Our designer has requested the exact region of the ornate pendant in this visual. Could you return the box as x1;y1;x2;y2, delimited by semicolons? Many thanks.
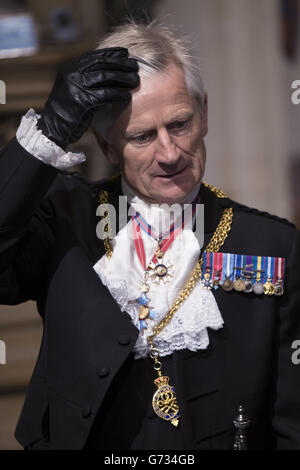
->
136;293;156;332
139;305;150;320
152;375;180;427
148;260;175;285
155;264;169;278
201;272;214;290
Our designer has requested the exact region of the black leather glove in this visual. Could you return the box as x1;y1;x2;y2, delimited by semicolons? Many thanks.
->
37;47;139;150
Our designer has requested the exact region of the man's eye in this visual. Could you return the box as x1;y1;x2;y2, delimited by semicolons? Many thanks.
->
168;120;190;132
132;131;155;144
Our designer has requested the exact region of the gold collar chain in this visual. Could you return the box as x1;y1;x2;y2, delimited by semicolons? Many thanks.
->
99;181;233;427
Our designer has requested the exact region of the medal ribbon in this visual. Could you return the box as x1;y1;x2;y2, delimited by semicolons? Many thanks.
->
255;256;262;282
274;257;285;286
213;252;223;281
201;252;285;289
245;255;253;277
221;253;234;283
132;195;198;270
234;254;243;281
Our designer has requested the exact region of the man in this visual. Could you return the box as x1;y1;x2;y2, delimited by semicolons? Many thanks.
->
0;21;300;450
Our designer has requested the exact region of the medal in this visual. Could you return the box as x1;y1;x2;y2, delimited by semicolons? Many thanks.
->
263;279;275;295
253;282;264;295
201;271;214;290
274;257;285;296
152;375;180;427
212;253;223;290
253;256;264;295
263;257;275;296
201;254;214;290
220;253;234;291
205;252;286;297
201;253;223;290
201;253;214;290
233;255;246;291
150;344;180;427
222;276;234;291
233;277;245;291
136;292;156;332
148;256;175;285
242;257;254;293
213;269;222;289
139;305;150;320
243;278;253;293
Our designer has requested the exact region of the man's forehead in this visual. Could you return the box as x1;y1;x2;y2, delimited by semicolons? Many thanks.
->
132;63;192;106
128;66;194;121
126;98;194;134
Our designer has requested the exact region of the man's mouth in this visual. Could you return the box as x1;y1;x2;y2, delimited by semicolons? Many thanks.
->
156;166;188;179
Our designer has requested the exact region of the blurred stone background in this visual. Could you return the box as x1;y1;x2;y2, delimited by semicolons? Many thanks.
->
0;0;299;449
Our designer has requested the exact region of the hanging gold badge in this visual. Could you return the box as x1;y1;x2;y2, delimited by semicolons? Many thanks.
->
150;344;180;427
152;375;180;427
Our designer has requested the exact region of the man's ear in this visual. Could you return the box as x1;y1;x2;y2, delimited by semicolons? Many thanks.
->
201;93;208;137
93;131;120;165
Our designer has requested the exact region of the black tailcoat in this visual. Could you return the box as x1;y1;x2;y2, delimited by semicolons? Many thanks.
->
0;138;300;450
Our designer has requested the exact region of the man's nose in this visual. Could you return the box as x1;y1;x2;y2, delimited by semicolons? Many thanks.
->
155;129;181;164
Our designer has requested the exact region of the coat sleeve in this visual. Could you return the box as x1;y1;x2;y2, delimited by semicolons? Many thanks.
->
0;138;58;305
272;228;300;449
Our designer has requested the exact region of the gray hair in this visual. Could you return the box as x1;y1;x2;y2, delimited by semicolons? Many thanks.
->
96;20;206;111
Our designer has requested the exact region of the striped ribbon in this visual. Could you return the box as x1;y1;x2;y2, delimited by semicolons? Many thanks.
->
202;252;286;288
132;195;198;270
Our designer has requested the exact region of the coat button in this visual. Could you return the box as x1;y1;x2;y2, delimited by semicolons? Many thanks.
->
118;334;131;346
97;367;110;378
81;406;91;418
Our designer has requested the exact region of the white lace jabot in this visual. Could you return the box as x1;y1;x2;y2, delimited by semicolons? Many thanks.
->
93;178;224;359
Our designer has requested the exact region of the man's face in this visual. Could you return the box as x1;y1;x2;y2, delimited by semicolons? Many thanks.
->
105;61;207;203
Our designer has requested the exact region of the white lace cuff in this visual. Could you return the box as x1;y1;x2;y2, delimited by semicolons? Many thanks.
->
16;108;86;169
